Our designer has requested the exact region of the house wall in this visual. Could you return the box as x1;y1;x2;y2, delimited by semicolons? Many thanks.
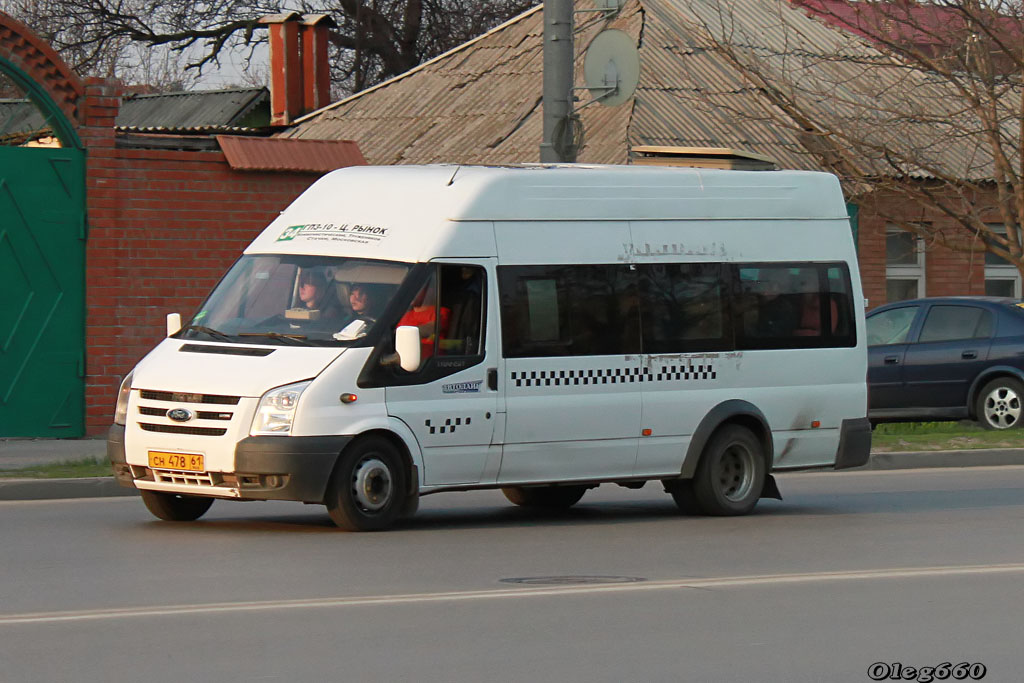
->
81;81;318;433
856;190;988;310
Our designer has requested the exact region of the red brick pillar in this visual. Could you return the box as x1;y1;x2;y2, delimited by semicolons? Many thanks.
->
81;77;123;433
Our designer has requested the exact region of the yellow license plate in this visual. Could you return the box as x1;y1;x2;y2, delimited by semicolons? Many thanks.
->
148;451;205;472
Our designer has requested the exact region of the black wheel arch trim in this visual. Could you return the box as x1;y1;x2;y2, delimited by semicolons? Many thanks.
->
967;367;1024;418
234;434;353;503
680;400;773;479
329;430;420;498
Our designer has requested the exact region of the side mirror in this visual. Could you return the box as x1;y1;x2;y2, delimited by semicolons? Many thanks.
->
395;325;421;372
166;313;182;337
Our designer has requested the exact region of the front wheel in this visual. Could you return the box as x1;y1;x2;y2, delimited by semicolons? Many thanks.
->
140;490;214;521
976;377;1024;430
501;485;588;509
325;437;409;531
676;424;766;516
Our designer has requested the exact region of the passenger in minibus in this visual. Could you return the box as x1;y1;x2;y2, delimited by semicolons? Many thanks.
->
752;269;801;338
348;284;381;320
398;279;451;361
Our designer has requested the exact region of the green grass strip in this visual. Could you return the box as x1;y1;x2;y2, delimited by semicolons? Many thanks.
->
872;421;1024;452
0;457;112;479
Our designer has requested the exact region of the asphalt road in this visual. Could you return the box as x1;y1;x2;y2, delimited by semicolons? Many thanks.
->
2;466;1023;682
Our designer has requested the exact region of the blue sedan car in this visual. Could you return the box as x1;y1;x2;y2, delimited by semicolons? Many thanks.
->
867;296;1024;429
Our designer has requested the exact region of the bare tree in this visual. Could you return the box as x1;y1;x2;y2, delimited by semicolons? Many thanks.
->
674;0;1022;274
7;0;535;94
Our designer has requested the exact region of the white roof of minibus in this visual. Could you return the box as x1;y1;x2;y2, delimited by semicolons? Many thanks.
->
245;164;847;262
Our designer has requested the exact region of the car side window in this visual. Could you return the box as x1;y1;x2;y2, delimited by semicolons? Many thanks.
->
867;306;919;346
918;306;992;343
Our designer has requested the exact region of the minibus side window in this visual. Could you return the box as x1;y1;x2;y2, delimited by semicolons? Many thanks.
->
826;265;857;345
733;263;856;350
637;263;729;353
438;265;486;357
395;264;487;373
498;265;640;357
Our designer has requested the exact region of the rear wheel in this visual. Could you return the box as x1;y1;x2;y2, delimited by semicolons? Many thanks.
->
325;437;409;531
674;424;766;516
976;377;1024;430
140;490;214;522
501;485;588;509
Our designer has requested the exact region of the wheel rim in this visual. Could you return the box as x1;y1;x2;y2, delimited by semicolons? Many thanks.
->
714;443;756;502
351;457;393;512
983;385;1021;429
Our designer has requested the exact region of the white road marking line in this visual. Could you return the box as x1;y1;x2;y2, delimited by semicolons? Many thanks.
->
3;563;1024;626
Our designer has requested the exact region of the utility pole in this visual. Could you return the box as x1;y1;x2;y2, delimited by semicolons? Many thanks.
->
540;0;576;163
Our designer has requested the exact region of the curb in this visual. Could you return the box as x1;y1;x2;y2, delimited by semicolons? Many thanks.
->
857;449;1024;471
1;449;1023;501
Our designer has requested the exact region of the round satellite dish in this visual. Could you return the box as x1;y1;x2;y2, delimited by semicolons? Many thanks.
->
583;29;640;107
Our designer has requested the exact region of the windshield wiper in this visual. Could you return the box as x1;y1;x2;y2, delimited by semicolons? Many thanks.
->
237;331;314;346
181;324;233;342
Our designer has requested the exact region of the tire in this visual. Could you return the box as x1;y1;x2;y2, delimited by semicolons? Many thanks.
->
325;436;409;531
501;485;587;509
976;377;1024;430
140;490;214;522
677;424;766;516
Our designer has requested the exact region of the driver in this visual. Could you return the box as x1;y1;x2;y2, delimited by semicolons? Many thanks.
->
297;271;328;310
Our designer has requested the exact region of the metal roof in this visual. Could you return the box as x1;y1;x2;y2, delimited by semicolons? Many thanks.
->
116;87;269;133
281;0;1018;182
0;99;47;141
1;87;271;139
217;135;366;172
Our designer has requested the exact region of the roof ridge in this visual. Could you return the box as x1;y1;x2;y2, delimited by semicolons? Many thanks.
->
288;4;544;127
126;86;267;99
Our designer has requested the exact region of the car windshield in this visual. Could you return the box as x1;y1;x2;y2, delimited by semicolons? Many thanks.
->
178;255;411;346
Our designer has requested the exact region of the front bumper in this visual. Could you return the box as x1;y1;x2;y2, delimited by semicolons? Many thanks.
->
834;417;872;470
108;424;350;503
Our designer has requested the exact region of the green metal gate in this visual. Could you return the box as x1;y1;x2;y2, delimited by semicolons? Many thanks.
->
0;64;87;436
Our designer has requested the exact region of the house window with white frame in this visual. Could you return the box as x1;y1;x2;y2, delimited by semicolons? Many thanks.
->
983;224;1022;298
885;227;925;302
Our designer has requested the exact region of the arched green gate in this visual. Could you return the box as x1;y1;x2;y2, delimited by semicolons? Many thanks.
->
0;51;86;436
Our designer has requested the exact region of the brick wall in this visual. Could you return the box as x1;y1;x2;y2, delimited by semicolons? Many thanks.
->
856;190;991;309
81;82;318;433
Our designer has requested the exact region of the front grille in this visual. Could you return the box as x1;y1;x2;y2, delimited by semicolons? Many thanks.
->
139;423;227;436
196;411;233;421
139;390;240;405
153;470;216;487
138;406;232;421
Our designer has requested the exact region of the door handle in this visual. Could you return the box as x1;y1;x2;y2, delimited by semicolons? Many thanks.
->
488;368;498;391
884;355;899;365
962;350;978;359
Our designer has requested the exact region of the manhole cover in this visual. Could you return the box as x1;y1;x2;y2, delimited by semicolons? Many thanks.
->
499;575;646;586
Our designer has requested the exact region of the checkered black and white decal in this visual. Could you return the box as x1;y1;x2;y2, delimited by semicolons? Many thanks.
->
425;417;472;434
510;364;716;388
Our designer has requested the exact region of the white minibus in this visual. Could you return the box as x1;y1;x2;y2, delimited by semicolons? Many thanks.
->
108;164;871;530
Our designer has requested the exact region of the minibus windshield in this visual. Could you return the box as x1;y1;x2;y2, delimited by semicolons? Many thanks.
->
179;255;411;346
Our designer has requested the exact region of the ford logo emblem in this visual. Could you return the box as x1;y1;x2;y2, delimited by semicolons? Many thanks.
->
167;408;194;422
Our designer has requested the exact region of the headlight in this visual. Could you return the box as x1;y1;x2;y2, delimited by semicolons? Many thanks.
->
114;371;134;426
250;381;312;436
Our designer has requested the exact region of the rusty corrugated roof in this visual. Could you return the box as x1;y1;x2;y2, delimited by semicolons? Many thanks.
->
281;0;1018;181
216;135;366;172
